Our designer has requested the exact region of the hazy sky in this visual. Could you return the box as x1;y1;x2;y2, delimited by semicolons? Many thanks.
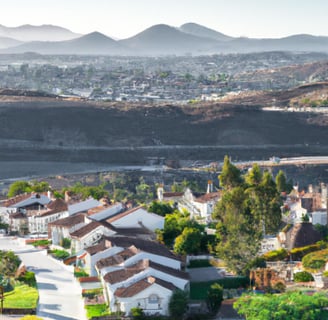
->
1;0;328;39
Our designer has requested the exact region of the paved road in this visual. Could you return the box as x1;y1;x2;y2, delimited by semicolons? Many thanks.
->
0;236;87;320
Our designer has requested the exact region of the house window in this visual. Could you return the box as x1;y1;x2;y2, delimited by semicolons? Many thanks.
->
148;294;159;304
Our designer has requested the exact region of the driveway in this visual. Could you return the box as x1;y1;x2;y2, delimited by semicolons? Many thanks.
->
0;236;87;320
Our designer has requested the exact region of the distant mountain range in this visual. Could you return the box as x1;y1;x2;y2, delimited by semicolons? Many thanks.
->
1;22;328;56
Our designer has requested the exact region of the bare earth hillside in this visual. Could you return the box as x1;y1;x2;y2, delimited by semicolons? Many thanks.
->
0;93;327;176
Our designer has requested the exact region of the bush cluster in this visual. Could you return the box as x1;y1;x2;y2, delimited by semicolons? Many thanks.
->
262;248;288;261
302;248;328;271
293;271;314;282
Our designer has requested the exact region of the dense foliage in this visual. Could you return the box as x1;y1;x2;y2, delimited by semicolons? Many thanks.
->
262;248;288;262
0;250;21;277
213;157;283;274
7;180;50;197
302;248;328;271
156;210;217;255
206;283;223;314
169;290;188;320
148;201;174;216
293;271;314;282
234;291;328;320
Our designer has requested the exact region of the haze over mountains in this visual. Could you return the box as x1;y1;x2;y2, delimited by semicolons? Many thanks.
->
1;22;328;56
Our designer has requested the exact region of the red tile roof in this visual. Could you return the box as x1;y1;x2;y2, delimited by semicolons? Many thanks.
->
96;246;138;269
104;236;180;261
70;221;102;239
103;260;146;284
194;192;221;203
115;276;176;297
48;213;86;228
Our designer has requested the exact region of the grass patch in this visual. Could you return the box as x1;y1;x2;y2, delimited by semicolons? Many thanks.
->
3;283;38;309
74;267;89;278
85;304;110;319
49;249;70;260
190;277;248;300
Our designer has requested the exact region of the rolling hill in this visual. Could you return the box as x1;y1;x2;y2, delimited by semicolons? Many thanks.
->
2;22;328;55
119;24;219;55
1;32;129;55
0;24;81;42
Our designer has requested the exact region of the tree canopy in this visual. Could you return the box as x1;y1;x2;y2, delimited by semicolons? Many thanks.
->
234;291;328;320
213;159;283;274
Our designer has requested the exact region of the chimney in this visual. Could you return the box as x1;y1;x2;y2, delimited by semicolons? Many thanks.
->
47;190;52;200
207;180;213;193
157;184;164;201
64;191;71;203
308;184;313;194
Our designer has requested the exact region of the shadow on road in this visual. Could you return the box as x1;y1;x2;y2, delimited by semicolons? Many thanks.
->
37;282;58;290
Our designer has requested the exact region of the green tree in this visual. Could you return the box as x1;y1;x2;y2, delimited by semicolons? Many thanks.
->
30;181;50;193
206;283;223;315
234;291;328;320
169;290;188;320
135;177;153;204
213;186;261;274
7;180;31;197
219;156;242;190
148;201;174;216
247;170;282;235
174;227;202;255
275;170;292;193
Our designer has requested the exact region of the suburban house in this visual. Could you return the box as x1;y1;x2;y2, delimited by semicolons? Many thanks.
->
106;206;164;232
0;193;51;234
70;220;116;252
48;213;88;245
114;276;177;316
157;181;221;221
28;198;69;234
102;259;189;316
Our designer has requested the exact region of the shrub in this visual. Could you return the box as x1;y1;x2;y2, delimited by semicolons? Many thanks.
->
188;259;211;268
302;248;328;271
18;271;36;287
50;249;70;260
60;237;71;249
294;271;314;282
131;307;145;320
74;267;89;278
30;239;51;247
262;248;288;261
290;242;326;261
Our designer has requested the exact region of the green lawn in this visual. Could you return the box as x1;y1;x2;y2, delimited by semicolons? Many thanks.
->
4;283;39;309
190;277;249;300
85;304;110;319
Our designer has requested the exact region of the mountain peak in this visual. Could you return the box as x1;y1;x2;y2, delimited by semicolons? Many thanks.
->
180;22;233;41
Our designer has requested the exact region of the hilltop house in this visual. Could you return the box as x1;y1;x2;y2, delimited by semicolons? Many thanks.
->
157;180;220;221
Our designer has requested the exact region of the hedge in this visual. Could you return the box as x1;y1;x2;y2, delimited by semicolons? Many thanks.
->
294;271;314;282
302;248;328;271
262;248;288;261
290;242;326;261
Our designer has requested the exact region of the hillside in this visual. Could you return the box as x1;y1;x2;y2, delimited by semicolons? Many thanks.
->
0;24;81;41
0;91;327;171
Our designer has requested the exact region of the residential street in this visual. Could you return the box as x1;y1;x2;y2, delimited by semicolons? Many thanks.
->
0;236;87;320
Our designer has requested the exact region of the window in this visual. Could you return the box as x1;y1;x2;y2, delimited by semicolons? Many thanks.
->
148;294;159;304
